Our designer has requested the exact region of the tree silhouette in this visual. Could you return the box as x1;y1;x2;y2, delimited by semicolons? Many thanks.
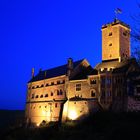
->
131;3;140;65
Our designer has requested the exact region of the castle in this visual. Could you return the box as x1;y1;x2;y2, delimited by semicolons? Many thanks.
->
25;19;140;126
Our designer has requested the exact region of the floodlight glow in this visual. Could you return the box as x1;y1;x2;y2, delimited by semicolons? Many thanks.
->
69;110;77;120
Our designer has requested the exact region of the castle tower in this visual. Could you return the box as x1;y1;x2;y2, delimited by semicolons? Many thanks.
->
101;19;131;62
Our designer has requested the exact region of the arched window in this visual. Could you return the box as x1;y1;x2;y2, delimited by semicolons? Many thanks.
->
31;94;34;99
91;90;96;97
51;92;53;96
45;94;48;97
36;85;39;88
40;95;43;98
41;84;44;87
55;103;57;108
35;95;39;98
60;89;63;95
57;90;60;95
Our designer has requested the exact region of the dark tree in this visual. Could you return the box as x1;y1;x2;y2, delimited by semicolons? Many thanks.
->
131;3;140;65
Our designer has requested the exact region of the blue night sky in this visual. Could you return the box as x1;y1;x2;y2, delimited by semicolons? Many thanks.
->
0;0;139;110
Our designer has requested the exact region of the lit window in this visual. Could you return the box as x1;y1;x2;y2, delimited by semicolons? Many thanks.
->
76;84;81;91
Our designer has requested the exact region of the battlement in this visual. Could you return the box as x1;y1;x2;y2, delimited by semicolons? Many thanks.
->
102;19;130;29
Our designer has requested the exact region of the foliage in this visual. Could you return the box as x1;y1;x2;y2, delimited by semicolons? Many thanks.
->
131;3;140;65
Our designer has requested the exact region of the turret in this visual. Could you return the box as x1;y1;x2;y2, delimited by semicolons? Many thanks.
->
67;58;73;77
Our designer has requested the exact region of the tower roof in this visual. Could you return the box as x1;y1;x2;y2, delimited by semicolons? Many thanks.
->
102;19;130;29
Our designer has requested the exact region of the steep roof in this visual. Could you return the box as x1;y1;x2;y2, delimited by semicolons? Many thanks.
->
70;65;96;80
29;59;84;83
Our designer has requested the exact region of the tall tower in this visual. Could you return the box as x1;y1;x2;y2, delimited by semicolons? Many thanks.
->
101;19;131;62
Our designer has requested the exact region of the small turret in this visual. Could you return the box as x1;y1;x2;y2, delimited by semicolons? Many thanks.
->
67;58;73;77
32;68;35;78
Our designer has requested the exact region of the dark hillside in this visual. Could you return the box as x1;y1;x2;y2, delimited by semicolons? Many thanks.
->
0;110;24;129
1;111;140;140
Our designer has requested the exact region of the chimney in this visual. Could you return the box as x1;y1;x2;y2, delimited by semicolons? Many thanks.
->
32;68;35;78
67;58;73;77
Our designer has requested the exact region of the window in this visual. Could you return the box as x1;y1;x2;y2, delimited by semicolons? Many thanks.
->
90;80;96;84
76;84;81;91
109;43;112;46
31;94;34;99
32;86;35;89
45;94;48;97
60;89;63;95
45;106;47;108
91;91;96;97
35;95;39;98
123;31;127;36
41;84;44;87
46;83;49;86
40;95;43;98
57;81;60;84
57;90;60;95
51;92;53;96
36;85;39;88
51;82;54;85
109;32;112;36
55;103;57;108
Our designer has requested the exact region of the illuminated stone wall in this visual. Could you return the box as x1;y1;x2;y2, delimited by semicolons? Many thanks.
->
62;78;99;121
25;76;66;125
102;21;130;61
62;100;98;121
